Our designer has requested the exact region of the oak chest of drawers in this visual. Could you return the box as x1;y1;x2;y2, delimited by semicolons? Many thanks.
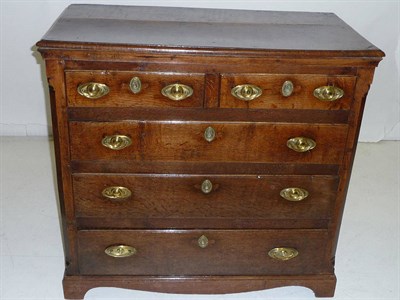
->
37;4;384;299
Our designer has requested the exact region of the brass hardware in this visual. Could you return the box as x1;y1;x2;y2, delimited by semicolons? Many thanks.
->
101;135;132;150
161;83;193;101
313;85;344;101
287;137;316;152
105;245;137;258
77;82;109;99
231;84;262;101
281;80;294;97
268;247;298;261
204;126;216;142
201;179;213;194
129;77;142;94
198;235;209;248
102;186;132;200
280;187;309;201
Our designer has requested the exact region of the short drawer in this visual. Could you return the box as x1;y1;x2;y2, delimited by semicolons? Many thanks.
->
220;74;356;110
73;174;338;221
78;229;332;275
65;71;205;107
69;121;348;164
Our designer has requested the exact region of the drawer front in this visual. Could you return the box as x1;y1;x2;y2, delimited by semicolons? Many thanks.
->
73;174;338;220
69;121;348;164
220;74;356;110
78;229;331;275
66;71;205;107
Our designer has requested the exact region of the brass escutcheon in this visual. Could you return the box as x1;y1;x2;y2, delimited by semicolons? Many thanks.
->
198;235;209;248
201;179;213;194
231;84;262;101
77;82;109;99
204;126;216;142
129;77;142;94
161;83;193;101
102;186;132;200
101;135;132;150
268;247;299;261
287;137;316;153
105;245;137;258
280;187;309;201
313;85;344;101
281;80;294;97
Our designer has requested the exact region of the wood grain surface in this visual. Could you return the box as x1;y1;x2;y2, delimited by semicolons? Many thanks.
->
69;121;348;164
66;71;205;107
77;229;332;276
36;4;383;299
220;74;355;110
72;174;338;221
38;5;384;58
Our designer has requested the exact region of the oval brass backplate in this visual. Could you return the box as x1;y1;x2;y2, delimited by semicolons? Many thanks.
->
161;83;193;101
77;82;110;99
268;247;298;261
101;135;132;150
105;245;137;258
313;85;344;101
286;137;316;153
280;187;309;201
231;84;262;101
102;186;132;200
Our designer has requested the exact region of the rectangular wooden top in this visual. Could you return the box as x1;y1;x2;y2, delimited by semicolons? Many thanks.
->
37;4;384;57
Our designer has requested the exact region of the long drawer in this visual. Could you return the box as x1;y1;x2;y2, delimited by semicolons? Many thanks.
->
73;174;338;221
78;229;332;276
69;121;348;164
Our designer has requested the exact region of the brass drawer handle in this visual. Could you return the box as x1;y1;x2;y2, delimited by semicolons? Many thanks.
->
161;83;193;101
102;135;132;150
204;126;216;142
231;84;262;101
198;235;209;248
281;80;294;97
287;137;316;152
201;179;213;194
105;245;137;258
102;186;132;200
280;187;309;201
129;77;142;94
77;82;109;99
313;85;344;101
268;247;298;261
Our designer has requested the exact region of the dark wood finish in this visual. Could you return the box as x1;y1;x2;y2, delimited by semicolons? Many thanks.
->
64;59;359;75
39;5;383;57
37;4;383;299
73;174;338;221
71;161;339;176
39;46;382;67
69;121;348;163
327;67;378;260
63;274;337;299
77;229;332;275
220;74;355;110
68;107;350;124
76;216;329;230
45;60;79;274
66;71;205;107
